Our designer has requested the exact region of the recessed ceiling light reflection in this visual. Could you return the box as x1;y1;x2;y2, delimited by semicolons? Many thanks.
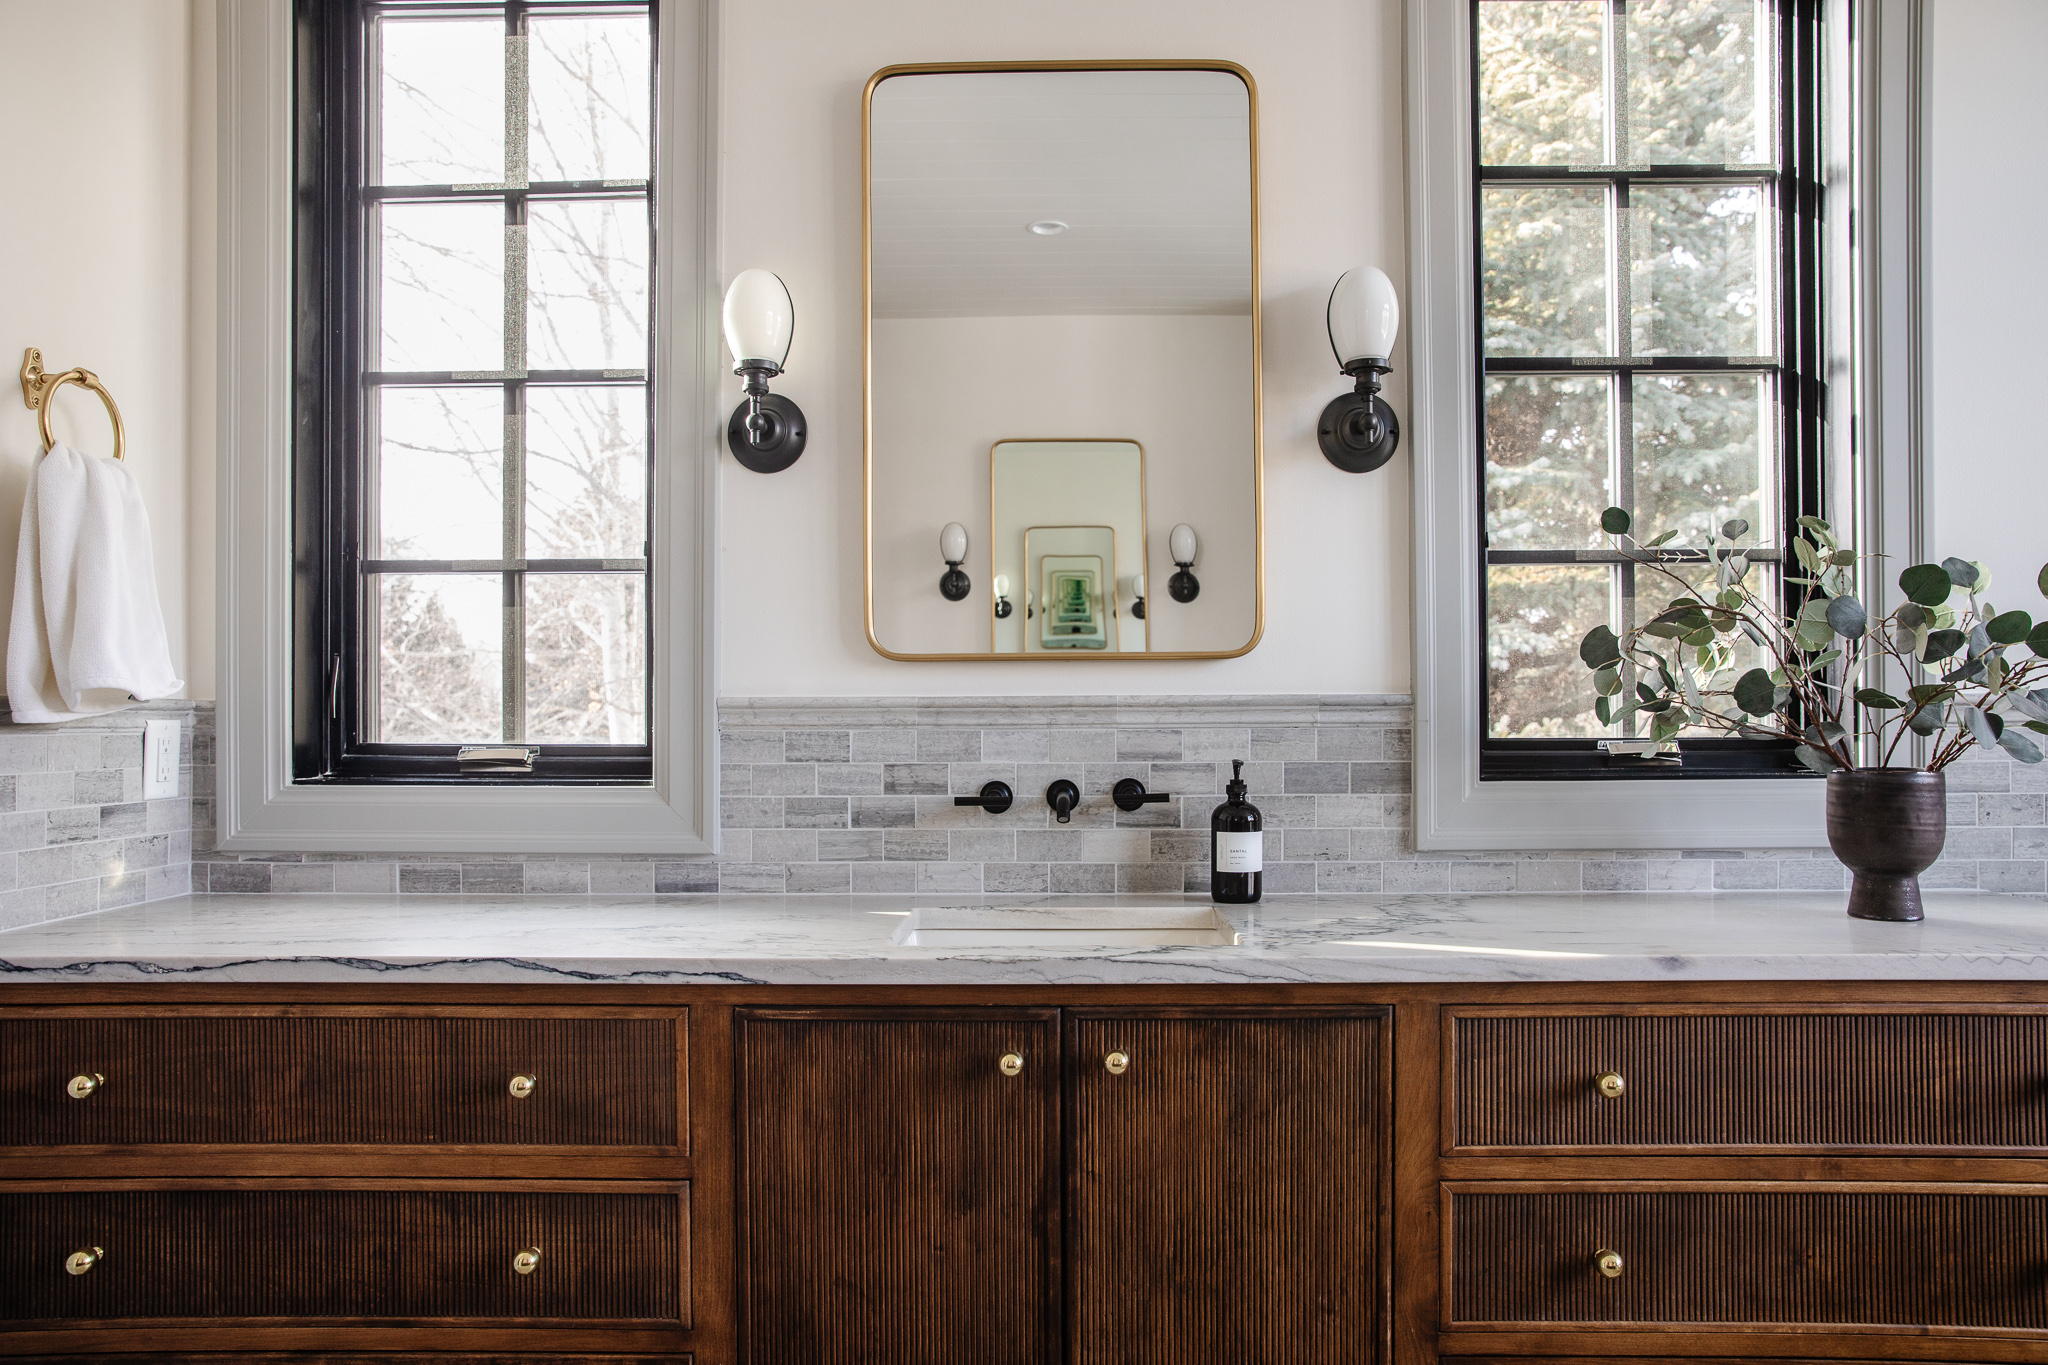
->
1027;220;1070;235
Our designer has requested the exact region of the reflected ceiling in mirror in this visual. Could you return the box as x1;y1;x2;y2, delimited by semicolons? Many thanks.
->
864;62;1263;661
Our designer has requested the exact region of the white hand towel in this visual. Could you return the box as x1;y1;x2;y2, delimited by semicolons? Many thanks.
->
6;441;182;723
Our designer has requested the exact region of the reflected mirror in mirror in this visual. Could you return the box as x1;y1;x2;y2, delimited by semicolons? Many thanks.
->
864;62;1262;659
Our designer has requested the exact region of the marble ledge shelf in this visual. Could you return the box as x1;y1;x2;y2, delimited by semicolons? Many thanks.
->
2;890;2046;986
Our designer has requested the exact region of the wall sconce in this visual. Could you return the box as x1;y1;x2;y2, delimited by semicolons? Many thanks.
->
1318;266;1401;473
1167;524;1200;603
1130;573;1146;620
992;574;1014;619
939;522;971;601
722;268;806;473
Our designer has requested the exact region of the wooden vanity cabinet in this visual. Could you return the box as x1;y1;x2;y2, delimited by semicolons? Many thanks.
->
12;981;2048;1365
736;1006;1390;1365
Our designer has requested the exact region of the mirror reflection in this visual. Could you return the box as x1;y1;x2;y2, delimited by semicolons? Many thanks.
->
864;64;1262;658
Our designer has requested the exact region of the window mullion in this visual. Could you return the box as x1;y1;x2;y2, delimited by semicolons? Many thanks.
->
502;2;529;745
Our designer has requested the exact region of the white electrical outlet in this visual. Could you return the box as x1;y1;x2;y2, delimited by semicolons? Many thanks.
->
143;718;180;800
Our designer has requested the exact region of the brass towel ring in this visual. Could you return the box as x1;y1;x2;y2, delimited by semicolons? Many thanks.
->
19;348;125;461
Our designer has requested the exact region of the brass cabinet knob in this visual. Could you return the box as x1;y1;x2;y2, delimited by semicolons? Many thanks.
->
1593;1248;1624;1279
508;1074;537;1099
1595;1071;1626;1100
999;1052;1025;1077
1104;1050;1131;1075
66;1073;104;1100
513;1246;542;1275
66;1246;103;1276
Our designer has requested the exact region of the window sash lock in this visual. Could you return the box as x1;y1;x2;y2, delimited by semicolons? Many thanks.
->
456;745;539;773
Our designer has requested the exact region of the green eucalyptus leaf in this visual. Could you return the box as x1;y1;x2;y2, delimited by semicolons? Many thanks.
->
1965;707;2003;750
1682;627;1717;648
2011;690;2048;724
2002;729;2047;764
1908;701;1946;736
1908;683;1956;704
1741;620;1767;647
1601;507;1631;535
1970;623;1993;658
1826;595;1868;640
2029;621;2048;657
1988;609;2036;645
2029;720;2048;736
1944;655;1989;685
1943;556;1980;589
1595;695;1612;726
1922;628;1966;664
1794;538;1825;574
2039;563;2048;598
1721;518;1750;540
1896;603;1930;631
1901;563;1953;606
1829;549;1857;567
1594;663;1622;697
1855;688;1904;709
1646;529;1679;548
1580;625;1622;669
1637;682;1659;704
1796;746;1842;774
1733;668;1777;716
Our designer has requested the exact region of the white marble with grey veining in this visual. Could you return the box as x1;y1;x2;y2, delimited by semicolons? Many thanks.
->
2;891;2048;985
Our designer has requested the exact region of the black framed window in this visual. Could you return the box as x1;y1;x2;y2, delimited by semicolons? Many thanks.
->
1473;0;1824;780
296;0;655;784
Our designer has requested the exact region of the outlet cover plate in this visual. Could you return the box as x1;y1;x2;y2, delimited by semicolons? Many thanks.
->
143;718;180;800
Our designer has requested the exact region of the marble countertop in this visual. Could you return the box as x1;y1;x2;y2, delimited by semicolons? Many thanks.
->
1;891;2046;985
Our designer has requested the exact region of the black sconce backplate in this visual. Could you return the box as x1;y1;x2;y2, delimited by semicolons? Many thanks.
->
727;393;807;473
1317;391;1400;473
1167;567;1200;603
939;565;972;601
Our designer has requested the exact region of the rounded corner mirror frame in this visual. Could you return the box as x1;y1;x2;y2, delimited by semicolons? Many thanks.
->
859;58;1265;663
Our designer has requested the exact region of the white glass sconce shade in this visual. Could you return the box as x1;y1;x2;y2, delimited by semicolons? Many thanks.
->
940;522;969;564
1132;573;1146;598
722;268;795;372
1169;523;1199;565
993;573;1010;598
1326;266;1399;368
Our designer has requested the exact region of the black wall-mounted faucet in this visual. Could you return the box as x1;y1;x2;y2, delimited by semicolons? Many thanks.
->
1112;778;1172;813
1045;779;1080;824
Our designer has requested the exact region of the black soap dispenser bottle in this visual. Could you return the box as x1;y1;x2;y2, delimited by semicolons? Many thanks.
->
1210;759;1263;904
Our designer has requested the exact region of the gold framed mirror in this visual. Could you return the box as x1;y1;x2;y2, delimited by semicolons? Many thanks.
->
862;60;1263;660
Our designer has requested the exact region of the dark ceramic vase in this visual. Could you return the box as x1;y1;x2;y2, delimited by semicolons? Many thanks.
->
1826;768;1947;922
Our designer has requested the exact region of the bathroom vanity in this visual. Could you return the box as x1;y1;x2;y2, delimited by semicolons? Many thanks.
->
2;890;2047;1365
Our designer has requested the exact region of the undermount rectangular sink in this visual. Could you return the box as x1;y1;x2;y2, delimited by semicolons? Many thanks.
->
890;905;1240;948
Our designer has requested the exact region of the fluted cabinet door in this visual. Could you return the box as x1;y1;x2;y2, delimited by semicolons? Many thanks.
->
1067;1009;1390;1365
737;1009;1060;1365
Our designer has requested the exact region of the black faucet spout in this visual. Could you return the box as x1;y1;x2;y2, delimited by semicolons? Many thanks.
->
1045;779;1081;825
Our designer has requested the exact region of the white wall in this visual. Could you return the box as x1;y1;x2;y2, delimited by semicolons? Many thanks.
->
0;0;196;698
870;313;1257;657
721;0;1409;696
1926;0;2048;610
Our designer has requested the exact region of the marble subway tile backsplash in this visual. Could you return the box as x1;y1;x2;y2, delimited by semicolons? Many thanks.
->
165;696;2048;898
0;700;196;930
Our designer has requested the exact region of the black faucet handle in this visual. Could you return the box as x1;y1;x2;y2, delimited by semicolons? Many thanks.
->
953;780;1014;814
1044;779;1081;824
1112;778;1172;813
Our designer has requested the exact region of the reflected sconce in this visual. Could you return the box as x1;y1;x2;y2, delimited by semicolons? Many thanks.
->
1167;524;1201;603
992;574;1014;619
722;268;807;473
1130;573;1147;620
1318;266;1402;473
939;522;971;601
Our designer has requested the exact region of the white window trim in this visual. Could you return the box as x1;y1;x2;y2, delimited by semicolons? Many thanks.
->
214;0;720;854
1407;0;1927;850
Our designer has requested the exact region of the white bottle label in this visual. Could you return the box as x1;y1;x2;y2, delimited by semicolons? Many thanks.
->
1215;831;1263;874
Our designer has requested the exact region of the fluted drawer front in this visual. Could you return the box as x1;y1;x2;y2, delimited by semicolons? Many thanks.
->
1449;1185;2048;1332
0;1010;682;1148
1451;1009;2048;1152
0;1186;687;1323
